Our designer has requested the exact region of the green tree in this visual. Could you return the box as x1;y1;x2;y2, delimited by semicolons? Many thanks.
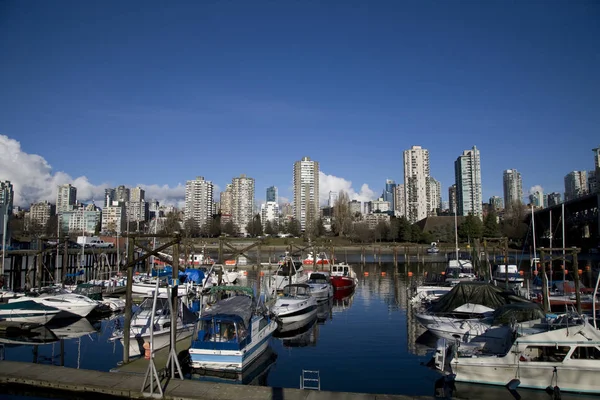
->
264;220;275;236
209;215;222;237
245;214;263;237
286;218;301;237
458;214;483;241
312;218;326;238
410;224;422;243
397;216;412;242
374;220;390;243
184;218;201;238
352;222;372;243
332;190;352;237
482;209;500;238
500;202;528;245
388;217;400;242
162;212;181;234
222;220;237;236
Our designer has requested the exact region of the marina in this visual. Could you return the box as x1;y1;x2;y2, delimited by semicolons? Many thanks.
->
0;257;597;399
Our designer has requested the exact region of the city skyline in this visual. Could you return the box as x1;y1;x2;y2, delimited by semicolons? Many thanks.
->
1;2;598;208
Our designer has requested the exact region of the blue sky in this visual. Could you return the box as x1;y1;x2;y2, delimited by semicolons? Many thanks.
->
1;0;598;207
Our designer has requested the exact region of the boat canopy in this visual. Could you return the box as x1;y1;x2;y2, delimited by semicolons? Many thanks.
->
308;273;329;283
0;300;59;311
208;286;254;297
429;282;529;314
490;303;545;325
282;284;311;297
201;295;253;327
183;269;205;284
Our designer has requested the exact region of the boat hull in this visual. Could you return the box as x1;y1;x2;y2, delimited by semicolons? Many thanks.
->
126;325;195;358
0;309;59;324
276;305;318;325
330;276;356;290
189;322;277;372
451;360;600;394
131;283;189;296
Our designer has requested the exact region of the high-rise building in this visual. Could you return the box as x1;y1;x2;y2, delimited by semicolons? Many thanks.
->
130;187;145;202
489;196;504;211
101;202;126;233
104;188;116;208
27;200;55;230
564;171;588;201
1;181;14;246
116;185;130;203
547;192;562;207
293;156;319;231
383;179;396;211
593;146;600;169
349;200;362;216
448;184;457;214
232;174;255;235
266;186;278;204
184;176;214;230
454;146;482;218
503;169;523;207
261;202;279;229
61;204;101;234
219;184;233;225
57;184;77;213
394;184;405;217
426;177;441;216
588;170;598;195
328;191;338;208
529;188;544;208
403;146;430;223
593;146;600;194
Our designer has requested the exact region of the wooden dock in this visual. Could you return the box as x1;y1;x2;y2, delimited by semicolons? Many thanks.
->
0;360;437;400
111;337;191;376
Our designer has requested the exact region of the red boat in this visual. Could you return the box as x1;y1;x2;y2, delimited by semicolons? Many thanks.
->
330;262;358;291
302;252;331;265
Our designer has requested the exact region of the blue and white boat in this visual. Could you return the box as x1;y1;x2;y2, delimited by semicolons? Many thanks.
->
0;300;61;325
188;286;278;372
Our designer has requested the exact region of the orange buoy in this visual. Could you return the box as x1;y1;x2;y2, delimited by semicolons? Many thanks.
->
143;342;151;360
364;272;369;276
381;272;386;277
578;269;583;275
441;271;446;275
408;271;413;277
519;270;524;276
260;271;264;276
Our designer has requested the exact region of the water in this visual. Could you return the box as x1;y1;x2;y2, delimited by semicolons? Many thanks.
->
0;262;596;399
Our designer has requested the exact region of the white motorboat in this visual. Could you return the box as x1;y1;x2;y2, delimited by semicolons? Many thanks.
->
188;286;278;372
131;278;191;296
427;242;440;254
410;284;453;304
0;300;61;324
270;284;318;325
493;263;524;288
110;291;197;358
433;313;600;394
8;290;99;319
270;255;308;292
306;272;333;300
202;264;240;287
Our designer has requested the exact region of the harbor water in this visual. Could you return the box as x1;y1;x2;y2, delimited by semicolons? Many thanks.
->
1;262;598;399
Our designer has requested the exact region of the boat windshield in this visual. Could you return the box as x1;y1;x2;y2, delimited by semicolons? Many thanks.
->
276;264;297;277
198;318;247;343
283;285;310;297
332;265;349;276
308;274;329;284
135;297;170;317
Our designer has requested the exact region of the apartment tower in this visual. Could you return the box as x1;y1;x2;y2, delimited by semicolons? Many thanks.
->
403;146;430;223
56;184;77;213
503;169;523;207
293;156;319;232
184;176;214;230
454;146;482;218
232;174;255;235
564;171;588;201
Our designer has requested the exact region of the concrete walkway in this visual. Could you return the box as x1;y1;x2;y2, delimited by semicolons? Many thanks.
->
0;360;437;400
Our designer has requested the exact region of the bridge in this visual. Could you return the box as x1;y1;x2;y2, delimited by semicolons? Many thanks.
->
529;193;599;252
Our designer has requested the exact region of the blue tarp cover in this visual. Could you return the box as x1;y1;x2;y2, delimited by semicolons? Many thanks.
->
183;269;205;284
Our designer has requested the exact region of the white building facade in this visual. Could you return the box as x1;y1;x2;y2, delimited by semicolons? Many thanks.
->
403;146;430;223
232;174;255;234
184;176;214;230
293;156;319;231
261;201;280;229
564;171;588;201
503;169;523;206
454;146;483;218
57;184;77;213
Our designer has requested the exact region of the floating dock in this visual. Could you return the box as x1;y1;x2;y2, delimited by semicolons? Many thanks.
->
0;360;437;400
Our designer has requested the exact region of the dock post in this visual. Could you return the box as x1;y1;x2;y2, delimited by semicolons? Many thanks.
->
61;239;68;288
572;248;582;314
378;246;381;267
257;244;261;269
218;237;223;263
393;247;398;268
166;237;183;379
540;249;548;313
123;237;135;364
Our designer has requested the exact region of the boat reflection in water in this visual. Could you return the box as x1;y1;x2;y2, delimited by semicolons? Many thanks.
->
276;316;318;348
47;317;100;340
316;298;333;324
0;324;58;347
450;381;595;400
188;346;277;386
332;287;355;313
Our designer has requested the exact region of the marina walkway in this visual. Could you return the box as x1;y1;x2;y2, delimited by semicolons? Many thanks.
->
0;360;437;400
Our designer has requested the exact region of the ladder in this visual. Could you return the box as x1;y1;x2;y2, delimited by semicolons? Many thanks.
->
300;369;320;390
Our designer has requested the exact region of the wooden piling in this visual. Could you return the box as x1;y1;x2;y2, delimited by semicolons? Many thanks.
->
572;250;582;314
123;237;135;364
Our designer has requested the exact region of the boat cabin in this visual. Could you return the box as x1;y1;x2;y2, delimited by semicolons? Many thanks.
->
282;284;311;297
192;295;255;350
308;273;330;284
332;264;351;277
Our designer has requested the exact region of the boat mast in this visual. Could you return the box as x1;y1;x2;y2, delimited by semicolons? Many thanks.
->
562;203;566;299
454;205;459;262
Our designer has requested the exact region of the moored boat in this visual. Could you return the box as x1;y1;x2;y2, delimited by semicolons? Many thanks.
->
270;283;318;325
188;286;277;372
306;272;334;300
0;300;61;325
270;254;308;292
330;262;358;291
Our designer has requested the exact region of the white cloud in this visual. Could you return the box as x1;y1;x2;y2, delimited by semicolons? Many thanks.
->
319;171;376;206
0;135;185;208
529;185;544;195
